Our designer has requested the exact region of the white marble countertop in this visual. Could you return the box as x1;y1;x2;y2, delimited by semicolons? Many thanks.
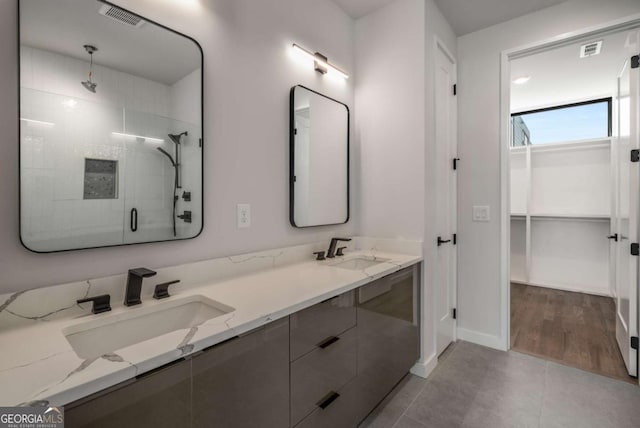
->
0;243;421;407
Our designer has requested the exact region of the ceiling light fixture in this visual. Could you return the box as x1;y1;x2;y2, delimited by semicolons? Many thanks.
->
512;76;531;85
291;43;349;79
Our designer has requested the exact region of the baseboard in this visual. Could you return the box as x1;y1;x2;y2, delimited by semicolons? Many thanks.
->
410;353;437;378
457;328;506;351
511;280;611;297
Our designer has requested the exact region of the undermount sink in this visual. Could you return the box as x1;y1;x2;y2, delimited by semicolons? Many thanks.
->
63;295;235;359
331;256;389;270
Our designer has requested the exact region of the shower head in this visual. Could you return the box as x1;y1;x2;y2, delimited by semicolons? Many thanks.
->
81;45;98;93
81;80;97;93
168;131;188;145
157;147;176;167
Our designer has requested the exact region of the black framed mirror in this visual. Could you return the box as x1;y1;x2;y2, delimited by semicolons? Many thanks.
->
289;85;349;228
19;0;203;252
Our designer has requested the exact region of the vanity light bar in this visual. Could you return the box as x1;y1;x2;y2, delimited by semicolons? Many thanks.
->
292;44;349;80
111;132;165;143
20;118;55;126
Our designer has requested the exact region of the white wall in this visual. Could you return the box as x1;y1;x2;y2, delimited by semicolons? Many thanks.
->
355;0;456;372
457;0;640;349
0;0;356;293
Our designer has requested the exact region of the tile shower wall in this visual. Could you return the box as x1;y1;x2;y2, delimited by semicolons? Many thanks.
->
20;46;201;251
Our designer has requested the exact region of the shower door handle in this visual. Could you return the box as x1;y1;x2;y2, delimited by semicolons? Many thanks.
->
131;208;138;232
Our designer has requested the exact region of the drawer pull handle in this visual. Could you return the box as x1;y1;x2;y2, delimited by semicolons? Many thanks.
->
317;336;340;349
317;391;340;410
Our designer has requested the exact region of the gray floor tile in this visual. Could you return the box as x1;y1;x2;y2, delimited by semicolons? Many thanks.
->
362;341;639;428
393;415;428;428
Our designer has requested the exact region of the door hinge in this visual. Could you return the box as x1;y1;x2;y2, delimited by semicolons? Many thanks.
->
632;243;639;256
294;128;298;135
632;55;639;69
452;308;457;320
631;149;639;163
453;84;457;96
453;158;460;170
632;336;639;350
453;233;457;245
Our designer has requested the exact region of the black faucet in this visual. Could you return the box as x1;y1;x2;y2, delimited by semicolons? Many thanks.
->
125;268;157;306
326;238;352;258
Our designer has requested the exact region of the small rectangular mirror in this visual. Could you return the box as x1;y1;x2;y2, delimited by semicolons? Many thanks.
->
19;0;203;252
289;86;349;228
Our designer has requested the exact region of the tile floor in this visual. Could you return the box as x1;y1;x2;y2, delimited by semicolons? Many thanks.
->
360;341;640;428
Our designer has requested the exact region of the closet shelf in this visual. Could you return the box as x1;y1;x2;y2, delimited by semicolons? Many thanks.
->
510;213;610;220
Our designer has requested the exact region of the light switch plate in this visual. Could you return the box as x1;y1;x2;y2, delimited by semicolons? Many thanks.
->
472;205;490;222
237;204;251;228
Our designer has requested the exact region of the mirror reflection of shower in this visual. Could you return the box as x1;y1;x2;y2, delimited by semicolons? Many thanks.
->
157;132;187;237
81;45;98;93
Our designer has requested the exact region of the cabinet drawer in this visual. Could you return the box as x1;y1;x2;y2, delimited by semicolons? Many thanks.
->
291;327;357;426
290;290;356;361
294;378;360;428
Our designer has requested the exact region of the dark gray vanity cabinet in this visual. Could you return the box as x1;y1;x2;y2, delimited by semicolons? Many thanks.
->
65;358;192;428
64;264;420;428
191;318;290;428
355;265;420;420
290;290;359;428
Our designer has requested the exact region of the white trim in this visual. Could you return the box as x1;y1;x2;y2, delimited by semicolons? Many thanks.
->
499;13;640;353
410;353;438;378
511;280;612;298
457;328;506;351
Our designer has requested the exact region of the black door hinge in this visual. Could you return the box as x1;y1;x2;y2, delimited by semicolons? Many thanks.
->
632;336;639;350
453;233;457;245
294;128;298;135
632;55;639;69
453;158;460;170
452;308;457;320
632;149;639;162
453;84;457;95
632;243;639;256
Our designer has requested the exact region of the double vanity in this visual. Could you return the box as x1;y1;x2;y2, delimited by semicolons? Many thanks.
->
0;238;422;427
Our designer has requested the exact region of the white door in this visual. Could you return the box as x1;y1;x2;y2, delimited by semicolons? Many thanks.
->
435;41;457;356
615;55;639;377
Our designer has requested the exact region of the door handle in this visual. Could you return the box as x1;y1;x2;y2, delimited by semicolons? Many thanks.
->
437;237;451;246
607;234;618;242
130;208;138;232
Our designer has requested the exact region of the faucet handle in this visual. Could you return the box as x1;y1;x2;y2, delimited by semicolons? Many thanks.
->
77;295;111;314
313;251;326;261
336;247;347;257
153;280;181;299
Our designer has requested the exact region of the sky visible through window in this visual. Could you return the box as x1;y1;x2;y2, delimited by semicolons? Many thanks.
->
514;101;610;145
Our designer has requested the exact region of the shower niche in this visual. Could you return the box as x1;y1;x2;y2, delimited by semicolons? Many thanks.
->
19;0;203;252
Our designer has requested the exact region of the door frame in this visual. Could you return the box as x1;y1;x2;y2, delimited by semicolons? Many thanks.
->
434;35;458;355
499;14;640;363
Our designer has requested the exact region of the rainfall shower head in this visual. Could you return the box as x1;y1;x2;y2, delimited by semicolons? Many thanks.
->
81;80;97;93
81;45;98;93
157;147;176;167
168;131;188;145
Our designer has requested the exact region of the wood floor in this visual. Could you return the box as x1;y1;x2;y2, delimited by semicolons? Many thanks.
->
510;283;635;383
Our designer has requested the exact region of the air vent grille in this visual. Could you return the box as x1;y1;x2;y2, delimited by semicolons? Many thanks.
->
98;4;145;28
580;40;602;58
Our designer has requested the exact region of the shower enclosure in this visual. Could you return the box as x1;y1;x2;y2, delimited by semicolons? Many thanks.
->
19;0;203;252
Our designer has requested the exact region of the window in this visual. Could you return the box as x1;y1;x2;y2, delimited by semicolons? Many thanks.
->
511;98;611;146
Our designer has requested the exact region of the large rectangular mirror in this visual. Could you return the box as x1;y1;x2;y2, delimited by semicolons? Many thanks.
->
289;86;349;228
19;0;203;252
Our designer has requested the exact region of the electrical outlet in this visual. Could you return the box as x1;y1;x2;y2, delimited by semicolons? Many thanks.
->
472;205;490;222
237;204;251;228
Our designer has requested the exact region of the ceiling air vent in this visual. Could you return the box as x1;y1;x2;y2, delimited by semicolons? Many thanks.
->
580;40;602;58
98;4;145;28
